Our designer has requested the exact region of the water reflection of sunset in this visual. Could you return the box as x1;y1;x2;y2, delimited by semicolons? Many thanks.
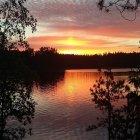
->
56;71;100;105
33;71;128;108
32;70;130;140
33;71;100;108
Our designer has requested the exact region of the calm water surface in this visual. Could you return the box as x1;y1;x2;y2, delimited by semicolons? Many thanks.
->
25;69;128;140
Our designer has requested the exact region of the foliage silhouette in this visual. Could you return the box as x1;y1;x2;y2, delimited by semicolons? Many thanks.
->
35;47;57;56
22;49;140;71
2;49;140;73
97;0;140;21
89;69;140;140
1;48;140;75
0;0;37;50
0;57;36;140
0;1;37;139
0;49;36;140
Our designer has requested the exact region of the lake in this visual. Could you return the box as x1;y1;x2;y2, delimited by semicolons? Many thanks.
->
25;69;129;140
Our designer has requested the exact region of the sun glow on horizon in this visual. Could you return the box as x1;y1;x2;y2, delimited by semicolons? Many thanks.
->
58;49;104;55
28;36;140;55
55;37;88;47
55;37;98;55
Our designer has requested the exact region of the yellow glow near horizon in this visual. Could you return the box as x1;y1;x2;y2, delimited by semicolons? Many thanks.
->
56;37;88;46
58;49;104;55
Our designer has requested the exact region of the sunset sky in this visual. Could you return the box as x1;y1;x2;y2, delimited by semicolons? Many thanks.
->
26;0;140;55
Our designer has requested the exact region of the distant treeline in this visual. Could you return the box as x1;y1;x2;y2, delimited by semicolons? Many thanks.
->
1;47;140;74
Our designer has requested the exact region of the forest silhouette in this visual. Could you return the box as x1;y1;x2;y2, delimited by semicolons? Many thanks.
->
1;47;140;75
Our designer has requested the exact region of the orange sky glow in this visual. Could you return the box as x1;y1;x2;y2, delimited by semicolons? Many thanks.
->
26;0;140;55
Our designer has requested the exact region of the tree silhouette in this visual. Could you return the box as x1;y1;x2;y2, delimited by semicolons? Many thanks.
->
0;1;37;140
97;0;140;21
35;47;58;56
0;65;36;140
89;70;127;139
0;0;37;50
89;69;140;140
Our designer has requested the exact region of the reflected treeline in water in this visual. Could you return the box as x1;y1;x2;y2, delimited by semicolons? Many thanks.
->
0;51;36;140
89;69;140;140
36;72;64;88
